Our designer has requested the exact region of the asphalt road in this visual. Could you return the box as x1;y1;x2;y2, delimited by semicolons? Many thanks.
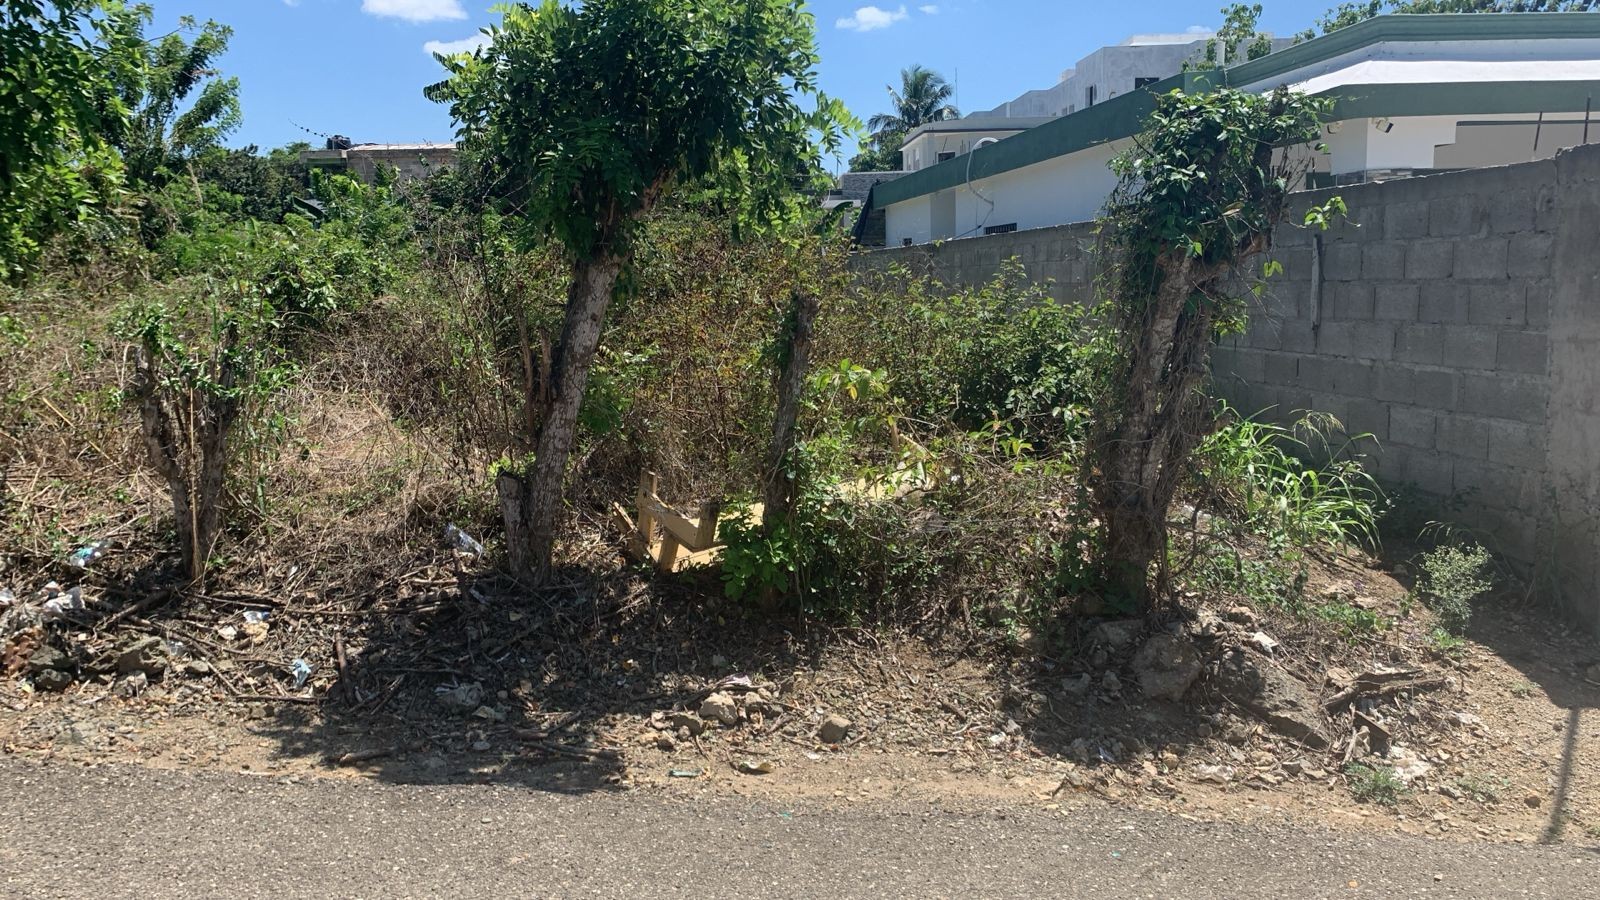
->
0;757;1595;899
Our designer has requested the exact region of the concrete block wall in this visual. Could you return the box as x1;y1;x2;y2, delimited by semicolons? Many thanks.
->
852;146;1600;635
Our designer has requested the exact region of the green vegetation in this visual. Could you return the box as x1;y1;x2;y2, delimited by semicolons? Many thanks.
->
2;0;1409;642
1345;761;1406;806
1416;541;1495;633
852;64;961;172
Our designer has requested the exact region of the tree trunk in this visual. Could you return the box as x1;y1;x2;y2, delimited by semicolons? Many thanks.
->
1095;252;1225;608
503;251;626;581
133;349;239;583
762;290;820;533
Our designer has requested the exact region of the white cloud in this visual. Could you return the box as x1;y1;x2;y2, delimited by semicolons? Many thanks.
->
362;0;466;23
919;4;939;13
1185;24;1211;34
424;32;491;56
836;5;909;32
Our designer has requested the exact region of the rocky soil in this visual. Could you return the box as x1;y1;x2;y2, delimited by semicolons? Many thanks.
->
3;544;1597;847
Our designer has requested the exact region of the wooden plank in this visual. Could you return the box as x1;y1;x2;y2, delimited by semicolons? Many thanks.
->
641;495;711;552
634;471;658;558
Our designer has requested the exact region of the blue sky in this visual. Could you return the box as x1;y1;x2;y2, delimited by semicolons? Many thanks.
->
149;1;1337;166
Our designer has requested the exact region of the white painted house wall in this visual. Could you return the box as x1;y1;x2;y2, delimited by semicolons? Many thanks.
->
901;129;1032;172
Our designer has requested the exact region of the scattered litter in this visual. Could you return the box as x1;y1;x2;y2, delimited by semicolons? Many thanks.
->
216;624;239;642
1249;631;1280;655
290;659;313;689
242;610;269;624
1195;764;1236;784
435;681;485;712
1096;744;1117;764
1386;745;1434;785
67;541;111;569
445;524;485;557
986;732;1007;747
0;587;14;610
472;705;506;722
734;759;775;775
39;583;86;621
669;768;703;778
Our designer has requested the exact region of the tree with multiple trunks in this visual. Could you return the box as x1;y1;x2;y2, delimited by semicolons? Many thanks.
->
427;0;852;580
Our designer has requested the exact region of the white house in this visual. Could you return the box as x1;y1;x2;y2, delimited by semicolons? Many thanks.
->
863;13;1600;247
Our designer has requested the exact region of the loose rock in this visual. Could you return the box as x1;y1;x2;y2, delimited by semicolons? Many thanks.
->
1131;634;1202;701
818;713;852;744
700;691;739;726
436;682;485;713
1094;619;1143;650
1101;671;1123;694
26;645;71;674
668;712;706;736
1212;648;1331;748
1060;673;1092;697
114;636;168;676
33;668;72;692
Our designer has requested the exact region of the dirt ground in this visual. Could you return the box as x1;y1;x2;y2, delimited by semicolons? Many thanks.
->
4;542;1597;849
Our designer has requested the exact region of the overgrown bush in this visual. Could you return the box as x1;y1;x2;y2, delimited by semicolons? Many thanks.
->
1416;540;1494;633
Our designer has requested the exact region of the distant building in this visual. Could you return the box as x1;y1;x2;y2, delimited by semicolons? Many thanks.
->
862;13;1600;247
300;139;457;182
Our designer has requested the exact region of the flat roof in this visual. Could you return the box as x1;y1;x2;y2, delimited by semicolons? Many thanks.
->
867;12;1600;212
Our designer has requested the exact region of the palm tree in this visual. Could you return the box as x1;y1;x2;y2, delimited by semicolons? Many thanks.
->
867;65;960;140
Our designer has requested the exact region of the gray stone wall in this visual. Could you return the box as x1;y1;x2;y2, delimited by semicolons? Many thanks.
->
850;146;1600;635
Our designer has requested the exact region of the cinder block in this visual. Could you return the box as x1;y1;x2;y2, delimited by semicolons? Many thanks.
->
1405;240;1455;280
1467;281;1526;327
1258;281;1307;320
1343;398;1390;442
1299;356;1374;395
1452;238;1510;281
1373;283;1420;321
1326;282;1374;320
1278;321;1318;353
1362;243;1407;280
1262;351;1300;384
1418;282;1468;324
1428;195;1485;237
1323;241;1363;282
1496;330;1550;375
1402;448;1457;497
1317;321;1394;361
1490;190;1538;234
1373;364;1416;403
1507;232;1554;278
1487;419;1548;470
1453;459;1538;512
1436;414;1490;459
1395;324;1445;366
1410;367;1461;409
1389;405;1437;449
1267;245;1313;282
1441;326;1499;370
1460;373;1549;424
1214;347;1266;383
1523;279;1552;329
1385;201;1430;240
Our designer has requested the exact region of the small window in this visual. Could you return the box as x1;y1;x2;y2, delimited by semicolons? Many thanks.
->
984;223;1018;235
1134;77;1161;90
1085;85;1096;107
936;151;957;163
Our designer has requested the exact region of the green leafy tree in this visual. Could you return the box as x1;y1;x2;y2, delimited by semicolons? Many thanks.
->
1189;4;1276;69
1316;0;1596;34
190;142;311;222
848;138;903;172
1089;88;1332;609
428;0;852;579
104;6;241;189
0;0;134;278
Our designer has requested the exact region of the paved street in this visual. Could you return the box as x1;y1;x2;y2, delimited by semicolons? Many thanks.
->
0;757;1595;898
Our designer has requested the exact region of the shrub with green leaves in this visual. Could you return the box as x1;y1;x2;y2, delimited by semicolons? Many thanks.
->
1192;403;1384;549
1345;762;1405;806
1416;540;1494;633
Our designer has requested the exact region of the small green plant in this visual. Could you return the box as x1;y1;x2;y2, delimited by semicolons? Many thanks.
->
1416;541;1493;634
1426;626;1466;656
1345;761;1405;807
1510;680;1536;699
1455;772;1509;803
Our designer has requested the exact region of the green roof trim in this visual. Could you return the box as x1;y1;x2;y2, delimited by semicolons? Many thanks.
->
865;12;1600;215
